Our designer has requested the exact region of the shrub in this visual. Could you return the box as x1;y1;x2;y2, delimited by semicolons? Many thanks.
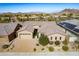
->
55;41;60;46
36;44;39;46
62;39;68;45
48;46;54;52
33;48;36;52
62;46;69;51
41;48;44;51
2;45;9;49
77;45;79;49
39;34;49;46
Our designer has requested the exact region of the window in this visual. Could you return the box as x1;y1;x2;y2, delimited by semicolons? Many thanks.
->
60;37;62;40
55;37;57;40
51;37;52;40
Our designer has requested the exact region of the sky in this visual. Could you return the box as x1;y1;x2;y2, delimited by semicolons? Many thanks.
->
0;3;79;13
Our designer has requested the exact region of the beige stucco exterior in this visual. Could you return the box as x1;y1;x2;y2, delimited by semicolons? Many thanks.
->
69;36;78;42
48;34;66;41
18;30;32;40
18;30;66;42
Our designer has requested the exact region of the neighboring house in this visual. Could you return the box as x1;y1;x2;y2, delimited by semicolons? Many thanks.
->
17;21;67;42
0;22;22;44
58;19;79;42
69;36;78;42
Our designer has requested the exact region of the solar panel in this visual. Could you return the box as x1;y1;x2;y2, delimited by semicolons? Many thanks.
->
73;28;79;32
58;22;76;29
65;23;76;29
58;21;79;35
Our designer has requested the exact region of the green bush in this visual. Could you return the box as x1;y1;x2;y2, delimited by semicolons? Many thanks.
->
36;44;39;46
55;41;60;46
77;45;79;49
62;39;68;45
62;46;69;51
2;45;9;49
41;48;44;51
33;48;36;52
48;46;54;52
39;34;49;46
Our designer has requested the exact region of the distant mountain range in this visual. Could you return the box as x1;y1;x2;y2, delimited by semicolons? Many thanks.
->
59;9;79;14
0;9;79;15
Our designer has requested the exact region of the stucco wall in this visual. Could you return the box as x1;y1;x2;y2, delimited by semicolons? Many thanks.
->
48;34;66;41
18;30;32;40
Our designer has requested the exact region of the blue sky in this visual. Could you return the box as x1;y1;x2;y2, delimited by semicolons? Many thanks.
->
0;3;79;13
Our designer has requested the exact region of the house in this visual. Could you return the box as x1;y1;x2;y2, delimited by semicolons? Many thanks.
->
17;21;68;42
0;22;22;44
0;21;69;52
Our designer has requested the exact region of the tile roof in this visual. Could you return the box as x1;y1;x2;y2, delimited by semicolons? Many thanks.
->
0;21;66;36
0;22;21;36
18;21;66;36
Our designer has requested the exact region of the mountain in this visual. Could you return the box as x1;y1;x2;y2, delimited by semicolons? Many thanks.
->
59;9;79;14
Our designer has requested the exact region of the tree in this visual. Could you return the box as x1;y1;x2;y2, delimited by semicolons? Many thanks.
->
75;40;79;51
62;13;66;16
67;13;73;18
39;34;49;46
25;14;30;21
48;16;53;21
